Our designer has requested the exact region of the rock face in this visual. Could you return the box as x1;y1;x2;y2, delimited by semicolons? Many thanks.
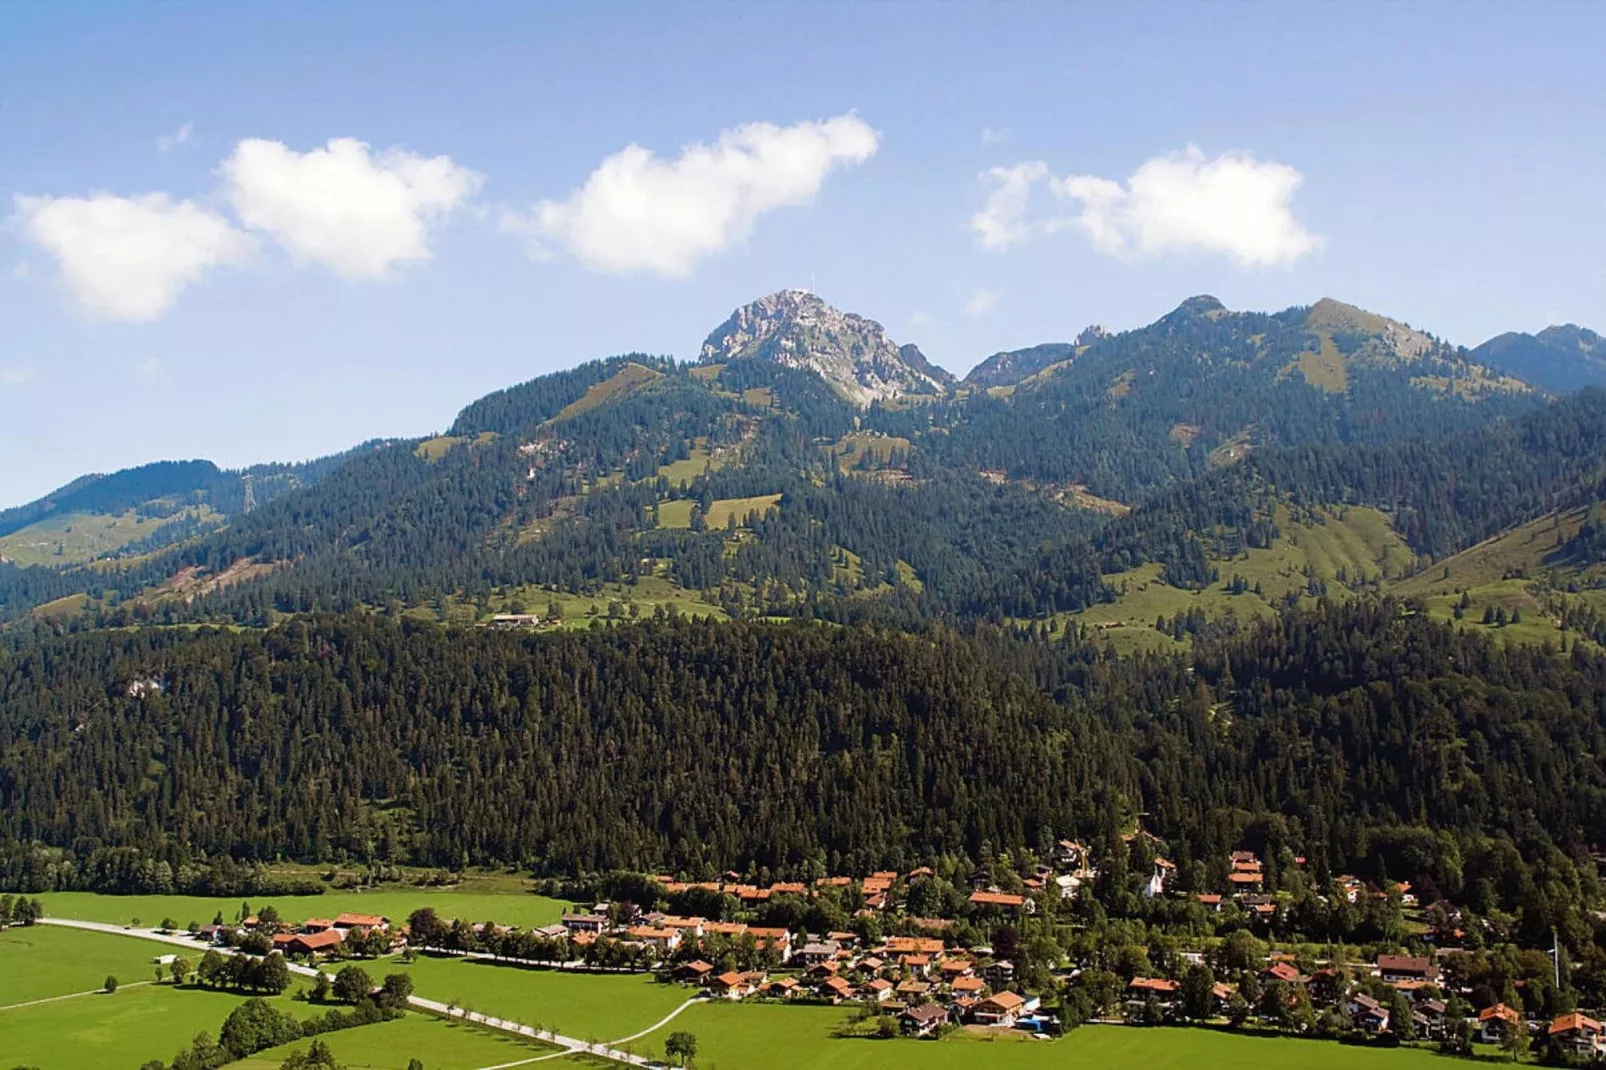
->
700;290;951;406
963;343;1079;388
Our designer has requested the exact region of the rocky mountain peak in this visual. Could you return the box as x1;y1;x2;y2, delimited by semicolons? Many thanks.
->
700;290;951;407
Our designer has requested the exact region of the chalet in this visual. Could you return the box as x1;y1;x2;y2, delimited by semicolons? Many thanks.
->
806;961;840;980
301;918;335;933
1054;874;1082;900
748;926;792;959
938;958;974;980
1128;977;1180;1003
819;975;854;1002
533;923;568;941
1415;998;1448;1041
283;929;344;957
900;953;933;978
798;939;841;966
1227;871;1264;890
1548;1012;1605;1058
896;980;932;1000
985;960;1015;986
560;913;608;935
952;975;987;997
1196;894;1223;912
827;930;858;947
1348;994;1390;1034
861;978;894;1002
702;921;748;938
969;890;1027;911
709;970;760;1000
858;955;886;974
1211;982;1238;1014
625;925;680;952
901;1004;949;1037
769;882;808;896
1376;954;1439;984
1260;962;1306;985
674;960;714;984
333;912;387;932
1479;1003;1522;1044
765;977;800;999
973;990;1031;1027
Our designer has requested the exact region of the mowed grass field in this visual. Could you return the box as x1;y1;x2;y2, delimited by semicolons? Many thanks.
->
0;928;311;1069
400;956;690;1043
0;923;165;1005
619;1006;1451;1070
235;1014;558;1070
35;887;570;931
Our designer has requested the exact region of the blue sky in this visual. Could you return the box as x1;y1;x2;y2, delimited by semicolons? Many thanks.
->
2;1;1602;507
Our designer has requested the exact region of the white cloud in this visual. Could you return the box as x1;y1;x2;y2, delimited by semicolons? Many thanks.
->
964;288;1000;316
157;122;194;153
981;127;1012;145
222;137;482;280
1053;146;1321;267
968;162;1050;251
971;146;1321;268
0;365;35;386
11;192;253;321
511;113;879;278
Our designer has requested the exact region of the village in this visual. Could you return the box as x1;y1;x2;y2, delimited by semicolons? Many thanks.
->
178;839;1606;1064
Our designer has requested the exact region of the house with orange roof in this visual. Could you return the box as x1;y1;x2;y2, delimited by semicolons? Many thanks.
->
625;925;680;952
334;912;388;932
1549;1012;1605;1057
882;936;945;955
765;976;800;999
952;975;987;996
283;929;344;956
861;977;894;1002
973;990;1031;1026
968;890;1026;911
674;960;714;983
747;926;792;958
709;970;759;999
819;975;854;1002
1479;1003;1522;1044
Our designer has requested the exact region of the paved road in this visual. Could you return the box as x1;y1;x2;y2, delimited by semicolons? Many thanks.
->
36;918;680;1066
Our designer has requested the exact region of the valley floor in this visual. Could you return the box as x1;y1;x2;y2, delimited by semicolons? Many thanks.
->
0;901;1468;1070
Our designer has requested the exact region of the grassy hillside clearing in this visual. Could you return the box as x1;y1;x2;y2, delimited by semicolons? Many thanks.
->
0;505;221;567
656;493;782;530
553;363;663;422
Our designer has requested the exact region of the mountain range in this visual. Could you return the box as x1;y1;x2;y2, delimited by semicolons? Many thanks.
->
3;290;1605;656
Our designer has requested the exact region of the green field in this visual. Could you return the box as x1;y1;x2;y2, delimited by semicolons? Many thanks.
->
36;886;569;931
1065;505;1420;653
488;574;728;625
235;1013;558;1070
616;1006;1449;1070
400;956;690;1043
657;494;782;530
0;924;169;1006
554;363;663;422
0;506;221;567
0;927;313;1069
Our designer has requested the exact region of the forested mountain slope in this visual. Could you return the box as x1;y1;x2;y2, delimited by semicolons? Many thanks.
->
0;604;1600;929
0;293;1573;634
